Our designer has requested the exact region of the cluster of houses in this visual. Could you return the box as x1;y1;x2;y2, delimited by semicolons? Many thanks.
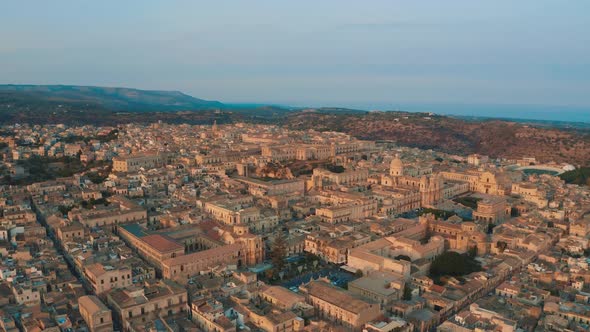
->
0;121;587;332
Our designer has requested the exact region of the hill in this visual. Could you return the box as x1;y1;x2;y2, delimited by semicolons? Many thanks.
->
280;111;590;165
1;84;589;165
0;84;224;113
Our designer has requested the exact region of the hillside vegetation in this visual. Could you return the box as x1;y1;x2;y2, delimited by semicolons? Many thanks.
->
0;84;223;112
559;167;590;185
281;111;590;165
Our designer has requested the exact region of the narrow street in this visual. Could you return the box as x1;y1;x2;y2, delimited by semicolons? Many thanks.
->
32;200;93;294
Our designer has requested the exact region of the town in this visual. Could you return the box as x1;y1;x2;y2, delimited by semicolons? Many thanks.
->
0;121;588;332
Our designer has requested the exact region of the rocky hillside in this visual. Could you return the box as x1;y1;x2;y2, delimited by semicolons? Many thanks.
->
281;111;590;165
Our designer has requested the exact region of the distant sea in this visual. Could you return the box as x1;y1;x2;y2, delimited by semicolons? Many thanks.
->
274;102;590;124
350;103;590;124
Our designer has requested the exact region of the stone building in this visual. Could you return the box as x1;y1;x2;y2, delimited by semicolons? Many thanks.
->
348;271;404;309
235;176;305;197
472;197;510;225
106;280;187;332
84;263;133;295
191;299;236;332
304;280;382;331
112;151;173;173
119;223;264;282
427;216;488;255
441;170;512;196
347;235;445;279
311;168;369;189
381;156;444;207
69;196;147;228
204;196;279;231
79;295;113;332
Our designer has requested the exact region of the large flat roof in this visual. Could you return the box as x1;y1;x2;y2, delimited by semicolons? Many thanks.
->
307;281;377;314
141;234;184;253
120;223;148;238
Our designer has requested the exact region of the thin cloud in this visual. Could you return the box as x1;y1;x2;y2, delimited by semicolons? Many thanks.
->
338;18;487;30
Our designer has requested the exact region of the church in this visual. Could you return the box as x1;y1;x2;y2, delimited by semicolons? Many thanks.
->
381;155;445;208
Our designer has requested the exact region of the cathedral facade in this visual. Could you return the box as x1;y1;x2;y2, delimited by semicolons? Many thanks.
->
382;155;444;207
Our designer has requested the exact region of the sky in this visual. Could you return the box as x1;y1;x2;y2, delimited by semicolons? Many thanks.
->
1;0;589;116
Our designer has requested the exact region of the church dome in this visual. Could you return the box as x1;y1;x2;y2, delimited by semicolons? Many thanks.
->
390;154;404;177
390;155;403;169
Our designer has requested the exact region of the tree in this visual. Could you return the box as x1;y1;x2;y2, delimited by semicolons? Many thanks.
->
487;223;495;234
264;268;274;281
453;196;480;209
429;251;482;279
419;208;456;220
270;233;287;271
497;241;508;253
58;205;74;216
402;285;413;300
559;167;590;185
86;171;107;184
326;164;345;173
468;246;477;258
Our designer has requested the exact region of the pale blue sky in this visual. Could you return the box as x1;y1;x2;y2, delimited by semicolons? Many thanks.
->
1;0;589;110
